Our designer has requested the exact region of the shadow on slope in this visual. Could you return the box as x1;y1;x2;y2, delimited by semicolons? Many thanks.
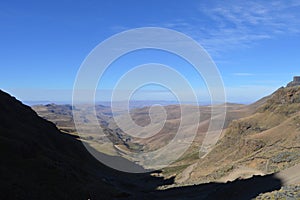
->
154;174;282;200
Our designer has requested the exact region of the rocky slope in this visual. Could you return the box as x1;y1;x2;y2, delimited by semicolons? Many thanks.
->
255;184;300;200
177;86;300;185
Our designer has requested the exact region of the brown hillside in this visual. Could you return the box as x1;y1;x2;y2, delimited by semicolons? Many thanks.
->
179;86;300;185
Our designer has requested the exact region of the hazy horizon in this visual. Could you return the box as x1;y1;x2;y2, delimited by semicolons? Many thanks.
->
4;84;280;106
12;88;271;106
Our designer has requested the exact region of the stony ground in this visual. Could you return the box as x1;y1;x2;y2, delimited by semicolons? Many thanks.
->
255;184;300;200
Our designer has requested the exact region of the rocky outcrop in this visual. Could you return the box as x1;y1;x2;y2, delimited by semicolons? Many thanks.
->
287;76;300;87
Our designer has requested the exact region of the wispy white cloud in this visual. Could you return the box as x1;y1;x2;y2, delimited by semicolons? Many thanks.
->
161;0;300;55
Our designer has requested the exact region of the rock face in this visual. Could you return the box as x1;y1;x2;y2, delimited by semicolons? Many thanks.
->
287;76;300;87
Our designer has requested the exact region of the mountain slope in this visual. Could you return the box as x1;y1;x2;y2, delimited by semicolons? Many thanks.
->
0;90;164;199
179;86;300;185
0;90;126;199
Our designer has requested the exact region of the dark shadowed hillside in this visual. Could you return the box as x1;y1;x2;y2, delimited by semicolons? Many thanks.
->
0;90;171;199
0;90;124;199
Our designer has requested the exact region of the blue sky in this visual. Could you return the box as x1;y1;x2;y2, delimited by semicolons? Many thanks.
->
1;0;300;103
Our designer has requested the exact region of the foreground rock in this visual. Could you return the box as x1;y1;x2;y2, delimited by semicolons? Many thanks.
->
255;184;300;200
